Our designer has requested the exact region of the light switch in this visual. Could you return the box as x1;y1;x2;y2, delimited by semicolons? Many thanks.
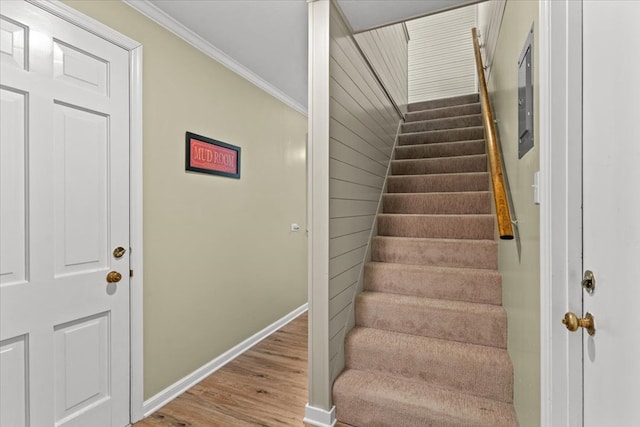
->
533;171;540;205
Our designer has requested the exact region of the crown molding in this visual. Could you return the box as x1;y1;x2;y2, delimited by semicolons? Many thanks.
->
123;0;307;116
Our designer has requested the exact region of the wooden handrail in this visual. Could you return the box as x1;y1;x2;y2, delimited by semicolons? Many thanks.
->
471;27;514;240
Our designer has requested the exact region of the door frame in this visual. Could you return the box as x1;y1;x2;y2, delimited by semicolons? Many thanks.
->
539;0;583;425
25;0;145;422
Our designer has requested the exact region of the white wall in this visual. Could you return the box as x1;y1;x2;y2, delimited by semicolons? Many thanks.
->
407;5;477;103
307;0;403;415
477;0;507;79
355;23;409;113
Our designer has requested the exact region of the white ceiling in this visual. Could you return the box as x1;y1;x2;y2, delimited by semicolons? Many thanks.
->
134;0;483;115
338;0;481;32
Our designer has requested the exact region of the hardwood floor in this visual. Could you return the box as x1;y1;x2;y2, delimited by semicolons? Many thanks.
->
135;313;309;427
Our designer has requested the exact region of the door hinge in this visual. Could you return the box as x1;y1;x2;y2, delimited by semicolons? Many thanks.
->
130;269;134;278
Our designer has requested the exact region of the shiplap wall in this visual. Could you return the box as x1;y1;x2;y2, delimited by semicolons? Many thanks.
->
328;3;402;383
407;5;477;103
354;23;409;113
477;0;507;79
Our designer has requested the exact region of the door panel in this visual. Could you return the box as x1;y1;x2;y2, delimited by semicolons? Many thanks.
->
0;15;27;70
0;87;27;287
583;1;640;425
0;335;28;427
54;313;110;427
53;103;108;276
0;2;130;425
52;39;109;95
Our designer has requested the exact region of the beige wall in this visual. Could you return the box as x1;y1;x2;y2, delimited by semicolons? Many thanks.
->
486;0;540;425
64;0;308;399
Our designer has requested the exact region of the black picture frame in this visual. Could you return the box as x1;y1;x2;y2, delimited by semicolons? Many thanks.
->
185;131;241;179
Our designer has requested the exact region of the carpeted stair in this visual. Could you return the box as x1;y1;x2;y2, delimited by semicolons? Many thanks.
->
333;93;518;426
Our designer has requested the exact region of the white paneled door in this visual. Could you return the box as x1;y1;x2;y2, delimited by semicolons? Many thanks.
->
0;2;130;426
582;1;640;425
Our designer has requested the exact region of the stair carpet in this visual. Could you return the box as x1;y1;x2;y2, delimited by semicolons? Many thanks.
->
332;93;518;426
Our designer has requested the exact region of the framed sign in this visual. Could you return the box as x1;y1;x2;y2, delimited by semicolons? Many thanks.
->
185;132;241;179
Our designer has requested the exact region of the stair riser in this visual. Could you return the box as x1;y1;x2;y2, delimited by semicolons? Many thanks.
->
391;155;487;175
333;370;518;427
383;193;491;215
399;127;485;145
345;330;513;402
408;94;480;112
371;237;498;270
377;215;495;240
394;140;486;160
387;173;489;193
405;103;481;122
402;115;482;133
364;263;502;305
355;293;507;348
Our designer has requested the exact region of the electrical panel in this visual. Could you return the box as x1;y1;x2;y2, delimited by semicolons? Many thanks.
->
518;26;534;159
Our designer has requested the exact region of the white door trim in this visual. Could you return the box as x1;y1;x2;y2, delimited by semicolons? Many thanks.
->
539;0;583;426
25;0;145;422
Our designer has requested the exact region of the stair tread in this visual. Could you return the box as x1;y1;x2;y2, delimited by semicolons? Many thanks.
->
398;127;486;146
383;192;491;214
408;94;480;112
391;155;488;176
407;113;483;124
388;171;488;178
402;115;483;133
364;261;502;305
366;260;500;276
386;172;490;193
400;125;484;137
402;114;482;127
378;213;493;217
334;369;518;427
371;236;498;270
378;213;493;219
405;102;482;123
395;139;486;150
358;290;504;314
392;153;486;162
377;214;495;240
384;190;489;195
372;235;498;246
356;291;507;347
345;327;513;402
395;141;486;160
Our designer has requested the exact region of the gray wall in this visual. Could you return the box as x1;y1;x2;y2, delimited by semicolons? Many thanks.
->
327;2;402;385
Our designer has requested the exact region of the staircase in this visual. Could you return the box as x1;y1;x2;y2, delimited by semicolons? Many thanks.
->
332;94;518;426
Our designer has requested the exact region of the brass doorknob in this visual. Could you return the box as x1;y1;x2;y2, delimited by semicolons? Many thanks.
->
113;246;126;259
562;311;596;336
106;271;122;283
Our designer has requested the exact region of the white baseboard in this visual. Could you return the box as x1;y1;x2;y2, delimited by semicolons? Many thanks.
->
142;303;309;417
303;404;336;427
